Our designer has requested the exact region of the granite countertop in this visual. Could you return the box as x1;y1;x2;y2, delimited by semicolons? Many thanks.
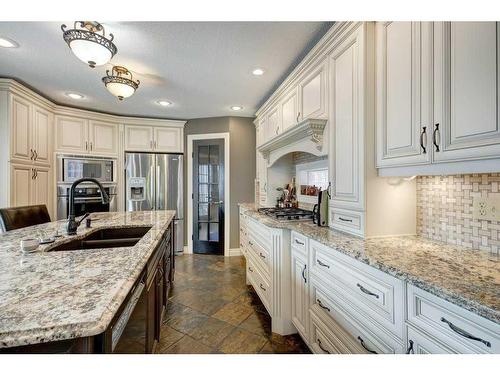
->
0;210;176;348
239;203;500;324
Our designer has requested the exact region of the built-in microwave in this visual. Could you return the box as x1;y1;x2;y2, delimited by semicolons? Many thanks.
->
58;155;115;183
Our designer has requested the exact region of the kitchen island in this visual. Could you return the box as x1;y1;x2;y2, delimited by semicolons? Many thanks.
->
0;210;176;353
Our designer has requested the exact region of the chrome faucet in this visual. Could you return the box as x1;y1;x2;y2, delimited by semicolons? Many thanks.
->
66;178;109;235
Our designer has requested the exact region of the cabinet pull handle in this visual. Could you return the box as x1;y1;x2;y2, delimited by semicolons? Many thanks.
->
317;259;330;268
259;252;266;259
85;141;88;151
296;112;301;123
433;123;440;152
338;217;353;223
31;169;35;180
317;298;330;312
301;264;307;283
357;336;377;354
154;140;157;149
30;149;34;160
420;126;427;154
35;169;38;179
317;339;330;354
406;340;414;354
248;266;254;273
259;283;266;291
248;240;253;246
295;238;305;246
356;283;379;299
90;142;93;151
440;317;491;348
34;150;38;160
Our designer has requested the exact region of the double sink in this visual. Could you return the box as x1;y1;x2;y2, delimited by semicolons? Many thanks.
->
48;226;153;252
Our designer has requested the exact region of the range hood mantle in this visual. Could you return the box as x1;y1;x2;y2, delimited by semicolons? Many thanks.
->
257;118;327;166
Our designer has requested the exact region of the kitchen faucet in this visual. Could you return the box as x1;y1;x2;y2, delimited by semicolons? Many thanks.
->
66;178;109;235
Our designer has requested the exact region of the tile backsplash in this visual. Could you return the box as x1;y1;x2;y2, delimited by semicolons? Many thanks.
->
417;174;500;253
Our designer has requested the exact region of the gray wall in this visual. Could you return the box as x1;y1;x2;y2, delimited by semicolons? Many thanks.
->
183;116;256;250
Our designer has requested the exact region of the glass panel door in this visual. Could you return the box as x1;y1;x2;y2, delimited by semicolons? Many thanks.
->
193;139;225;254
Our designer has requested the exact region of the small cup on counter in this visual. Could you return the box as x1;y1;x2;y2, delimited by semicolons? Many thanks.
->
20;238;40;253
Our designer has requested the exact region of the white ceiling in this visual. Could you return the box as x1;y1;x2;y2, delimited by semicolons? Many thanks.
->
0;22;331;120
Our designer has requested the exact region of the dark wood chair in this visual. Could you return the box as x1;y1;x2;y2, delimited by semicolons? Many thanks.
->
0;204;51;232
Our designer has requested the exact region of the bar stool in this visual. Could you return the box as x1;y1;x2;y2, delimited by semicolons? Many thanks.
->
0;205;51;232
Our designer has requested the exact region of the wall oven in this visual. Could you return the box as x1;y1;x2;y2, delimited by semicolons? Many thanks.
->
57;185;117;220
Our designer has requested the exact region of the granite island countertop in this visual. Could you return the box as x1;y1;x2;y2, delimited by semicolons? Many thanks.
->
239;203;500;324
0;210;176;348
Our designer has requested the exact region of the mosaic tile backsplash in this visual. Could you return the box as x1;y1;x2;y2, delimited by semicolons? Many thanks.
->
417;174;500;254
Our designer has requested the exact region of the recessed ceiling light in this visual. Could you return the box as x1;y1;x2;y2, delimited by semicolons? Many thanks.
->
252;68;265;76
66;92;84;100
231;106;243;111
157;100;172;107
0;36;19;48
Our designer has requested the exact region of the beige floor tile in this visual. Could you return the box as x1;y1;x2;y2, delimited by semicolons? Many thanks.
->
212;302;253;326
218;327;268;354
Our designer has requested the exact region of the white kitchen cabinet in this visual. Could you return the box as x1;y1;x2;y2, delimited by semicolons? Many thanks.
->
154;126;183;153
280;88;299;132
55;116;89;153
32;105;52;165
31;166;51;207
124;125;183;153
291;232;309;343
406;325;454;354
266;106;281;139
376;22;433;167
298;58;328;121
89;121;118;155
433;22;500;162
11;95;31;162
10;163;32;207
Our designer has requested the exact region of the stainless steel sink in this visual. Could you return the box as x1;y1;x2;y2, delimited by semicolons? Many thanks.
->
47;226;152;252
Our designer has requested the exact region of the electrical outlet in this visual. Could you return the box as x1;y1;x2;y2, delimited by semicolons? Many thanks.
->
473;194;500;221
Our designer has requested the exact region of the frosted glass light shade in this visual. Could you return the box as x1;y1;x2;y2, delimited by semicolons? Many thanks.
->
69;39;112;67
105;82;136;100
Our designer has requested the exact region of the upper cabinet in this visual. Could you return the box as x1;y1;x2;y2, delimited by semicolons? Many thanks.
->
267;106;281;139
55;115;118;156
433;22;500;162
298;58;328;121
124;124;183;153
10;94;52;167
377;22;500;176
280;87;299;132
376;22;433;168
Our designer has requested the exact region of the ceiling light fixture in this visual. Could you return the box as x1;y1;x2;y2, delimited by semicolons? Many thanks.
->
102;66;140;100
231;106;243;111
66;92;84;100
157;100;172;107
61;21;117;68
0;36;19;48
252;68;265;76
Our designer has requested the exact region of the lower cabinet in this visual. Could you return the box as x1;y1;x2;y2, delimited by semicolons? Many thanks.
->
10;163;51;213
291;232;309;343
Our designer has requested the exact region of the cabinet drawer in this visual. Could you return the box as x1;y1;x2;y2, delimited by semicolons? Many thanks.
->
310;276;405;354
247;234;270;274
406;325;455;354
291;231;307;255
247;218;272;249
407;284;500;354
329;208;364;236
310;309;359;354
310;239;404;339
246;255;271;313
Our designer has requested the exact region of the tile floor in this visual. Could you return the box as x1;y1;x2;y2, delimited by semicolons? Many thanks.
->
155;254;310;354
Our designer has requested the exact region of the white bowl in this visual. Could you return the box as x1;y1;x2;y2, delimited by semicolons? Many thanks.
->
20;238;40;253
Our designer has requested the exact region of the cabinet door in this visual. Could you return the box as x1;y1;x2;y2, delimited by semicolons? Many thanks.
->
31;167;51;210
32;105;52;165
257;152;268;206
154;127;183;153
281;88;298;132
407;326;454;354
376;22;432;167
124;125;154;152
256;117;267;146
266;106;280;139
329;25;363;210
299;59;328;120
433;22;500;162
10;163;32;207
291;249;309;340
11;95;32;162
55;116;89;153
89;121;118;156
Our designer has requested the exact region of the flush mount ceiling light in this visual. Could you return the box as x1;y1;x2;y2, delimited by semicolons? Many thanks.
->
102;66;140;100
231;106;243;111
61;21;117;68
0;36;19;48
66;92;84;100
252;68;265;76
157;100;172;107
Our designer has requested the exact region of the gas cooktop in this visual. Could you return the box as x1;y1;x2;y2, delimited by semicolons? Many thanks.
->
258;207;314;221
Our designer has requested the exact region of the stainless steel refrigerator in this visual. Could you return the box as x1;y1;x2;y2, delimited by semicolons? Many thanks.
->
125;152;184;253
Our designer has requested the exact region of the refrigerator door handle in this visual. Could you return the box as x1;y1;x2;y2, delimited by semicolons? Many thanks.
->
156;165;161;210
150;164;155;210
